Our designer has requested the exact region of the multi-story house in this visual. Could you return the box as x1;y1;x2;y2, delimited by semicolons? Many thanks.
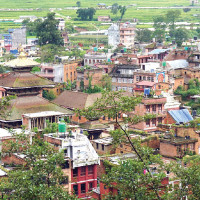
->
44;129;99;198
120;23;135;48
111;64;140;92
84;52;108;66
63;61;78;83
108;24;120;47
131;97;167;132
37;63;64;83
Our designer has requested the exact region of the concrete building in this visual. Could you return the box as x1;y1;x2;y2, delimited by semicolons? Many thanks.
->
84;52;108;66
64;62;78;83
108;24;120;47
131;96;167;132
120;23;135;48
11;27;27;49
44;130;100;198
111;64;140;92
37;63;64;83
98;16;111;22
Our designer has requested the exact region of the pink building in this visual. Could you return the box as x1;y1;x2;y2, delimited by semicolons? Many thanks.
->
131;97;167;132
120;23;135;48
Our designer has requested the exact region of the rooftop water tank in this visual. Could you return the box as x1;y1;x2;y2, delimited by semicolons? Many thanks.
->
58;122;66;133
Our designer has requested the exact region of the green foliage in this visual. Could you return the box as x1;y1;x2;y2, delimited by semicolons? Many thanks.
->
0;65;10;73
35;13;64;46
119;6;127;20
0;133;76;199
111;3;119;15
174;28;189;47
80;80;84;92
39;44;65;63
42;90;56;101
76;1;81;7
0;95;16;120
174;79;200;100
153;15;167;42
136;29;152;43
100;74;112;91
43;120;58;134
65;80;77;90
31;66;41;73
76;8;96;21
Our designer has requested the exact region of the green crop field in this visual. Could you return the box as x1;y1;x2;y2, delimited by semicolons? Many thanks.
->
0;0;190;9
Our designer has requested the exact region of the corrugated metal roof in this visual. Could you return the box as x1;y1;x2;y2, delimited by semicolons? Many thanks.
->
148;49;169;55
168;109;193;123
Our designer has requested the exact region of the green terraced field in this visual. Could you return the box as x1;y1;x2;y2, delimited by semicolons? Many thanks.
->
0;0;190;9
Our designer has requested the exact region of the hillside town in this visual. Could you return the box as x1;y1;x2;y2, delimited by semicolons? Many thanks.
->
0;4;200;199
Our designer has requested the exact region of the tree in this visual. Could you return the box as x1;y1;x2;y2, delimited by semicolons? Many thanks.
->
119;6;127;20
35;13;64;46
0;132;76;199
153;15;167;42
39;44;65;63
76;1;81;7
0;96;15;120
111;3;119;15
174;28;188;47
100;74;112;91
42;90;56;101
135;29;152;43
166;10;181;38
76;8;96;21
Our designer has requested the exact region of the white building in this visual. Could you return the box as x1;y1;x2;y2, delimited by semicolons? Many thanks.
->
108;24;120;47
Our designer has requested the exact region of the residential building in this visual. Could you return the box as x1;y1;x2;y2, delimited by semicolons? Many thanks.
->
44;130;100;198
131;96;167;132
108;24;120;47
37;63;64;83
84;52;107;66
134;81;155;95
53;91;102;124
0;39;4;57
61;32;69;46
160;125;200;158
11;27;26;49
64;62;78;83
120;23;135;48
164;109;193;125
148;49;169;62
98;16;111;22
111;64;140;92
56;18;65;31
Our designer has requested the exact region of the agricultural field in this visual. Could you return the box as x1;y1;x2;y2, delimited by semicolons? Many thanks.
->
0;0;190;9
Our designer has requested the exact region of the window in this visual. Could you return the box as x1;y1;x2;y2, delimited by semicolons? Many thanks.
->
146;105;150;112
88;165;93;175
152;105;156;112
60;176;68;185
146;119;150;127
118;113;121;118
147;77;151;81
143;76;146;80
61;160;69;169
73;168;78;177
73;185;78;195
96;143;99;149
81;183;86;193
118;78;122;83
81;166;86;176
152;118;156;127
190;143;195;151
158;85;161;89
112;77;116;82
102;116;105;120
102;144;104;151
158;104;162;112
158;117;162;124
120;144;123;148
88;182;93;191
79;116;81;120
